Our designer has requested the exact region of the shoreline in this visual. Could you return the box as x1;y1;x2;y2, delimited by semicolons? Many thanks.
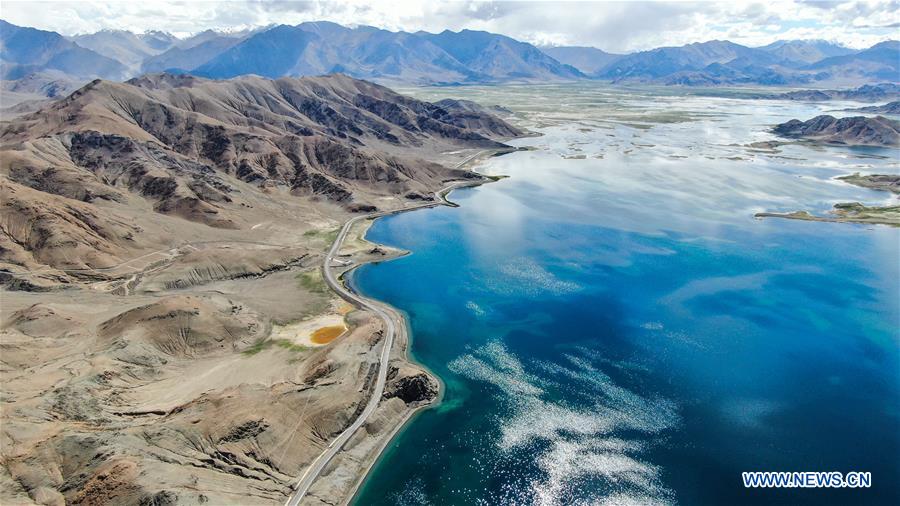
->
289;146;517;505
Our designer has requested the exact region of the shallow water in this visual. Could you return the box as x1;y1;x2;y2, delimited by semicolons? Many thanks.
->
352;84;900;505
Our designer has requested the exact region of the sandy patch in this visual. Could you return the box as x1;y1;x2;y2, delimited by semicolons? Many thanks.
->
270;307;349;347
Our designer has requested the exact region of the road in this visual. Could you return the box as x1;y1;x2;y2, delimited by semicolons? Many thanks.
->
284;162;497;505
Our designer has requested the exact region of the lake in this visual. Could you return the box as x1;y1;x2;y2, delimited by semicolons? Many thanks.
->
352;84;900;505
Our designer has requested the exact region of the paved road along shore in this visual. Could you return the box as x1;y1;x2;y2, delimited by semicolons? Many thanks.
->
285;150;502;506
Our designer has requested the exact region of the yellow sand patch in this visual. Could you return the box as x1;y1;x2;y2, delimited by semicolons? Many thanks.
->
310;325;346;344
337;302;354;315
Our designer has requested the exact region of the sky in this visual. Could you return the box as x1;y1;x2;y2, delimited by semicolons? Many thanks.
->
2;0;898;53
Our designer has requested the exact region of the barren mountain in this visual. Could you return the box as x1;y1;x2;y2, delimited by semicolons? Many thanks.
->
759;40;856;65
0;73;522;505
70;29;178;72
846;100;900;114
540;45;624;76
772;115;900;146
0;20;127;80
768;83;900;102
1;72;520;277
0;70;84;116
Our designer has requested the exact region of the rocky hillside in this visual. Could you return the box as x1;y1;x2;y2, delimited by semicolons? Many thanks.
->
768;83;900;102
772;115;900;146
1;73;522;506
0;72;522;279
847;101;900;114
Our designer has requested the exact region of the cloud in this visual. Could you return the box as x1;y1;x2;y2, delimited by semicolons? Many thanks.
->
1;0;896;51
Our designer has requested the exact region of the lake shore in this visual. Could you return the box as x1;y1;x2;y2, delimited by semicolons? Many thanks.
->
297;146;518;505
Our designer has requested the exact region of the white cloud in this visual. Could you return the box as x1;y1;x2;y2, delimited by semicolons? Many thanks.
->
1;0;896;51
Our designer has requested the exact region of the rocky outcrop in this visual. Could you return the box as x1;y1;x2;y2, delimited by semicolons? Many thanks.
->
383;371;439;405
772;115;900;146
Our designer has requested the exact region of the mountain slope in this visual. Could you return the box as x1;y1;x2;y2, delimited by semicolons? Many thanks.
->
191;24;581;84
193;25;324;78
773;115;900;146
423;29;582;81
806;40;900;82
759;40;856;65
0;20;127;80
141;33;248;73
70;29;177;70
768;83;900;102
596;39;899;85
0;72;521;272
598;40;770;80
540;46;624;75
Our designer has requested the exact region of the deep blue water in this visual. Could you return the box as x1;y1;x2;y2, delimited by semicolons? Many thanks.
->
352;87;900;505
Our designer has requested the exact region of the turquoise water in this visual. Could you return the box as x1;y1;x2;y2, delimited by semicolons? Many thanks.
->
352;85;900;505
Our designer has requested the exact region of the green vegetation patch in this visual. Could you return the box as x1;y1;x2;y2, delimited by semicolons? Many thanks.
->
303;227;340;243
296;269;329;294
242;338;309;356
242;338;269;356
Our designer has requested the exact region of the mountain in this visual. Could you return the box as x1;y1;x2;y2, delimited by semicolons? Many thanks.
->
0;69;83;114
70;29;177;70
0;72;523;505
769;83;900;102
759;40;856;64
1;19;896;87
192;24;582;84
141;32;249;73
805;40;900;82
661;51;805;86
597;39;899;85
772;115;900;146
846;101;900;114
540;46;624;75
0;20;127;80
0;72;521;270
192;24;325;78
423;29;582;81
597;40;771;81
139;30;179;51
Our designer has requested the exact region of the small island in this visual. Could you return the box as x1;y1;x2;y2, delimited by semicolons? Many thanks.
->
837;173;900;194
772;115;900;147
756;173;900;227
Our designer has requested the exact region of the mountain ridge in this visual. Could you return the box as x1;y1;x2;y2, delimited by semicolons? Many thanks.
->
1;19;898;88
1;72;523;273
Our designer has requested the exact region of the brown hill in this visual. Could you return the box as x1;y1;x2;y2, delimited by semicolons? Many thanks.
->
0;73;523;505
0;73;521;278
772;115;900;146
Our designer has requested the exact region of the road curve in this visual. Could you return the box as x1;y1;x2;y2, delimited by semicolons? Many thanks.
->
284;171;495;506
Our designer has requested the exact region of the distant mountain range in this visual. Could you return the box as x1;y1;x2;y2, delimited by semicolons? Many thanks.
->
534;46;623;76
0;20;128;80
765;82;900;102
584;39;899;85
187;22;582;83
1;19;898;89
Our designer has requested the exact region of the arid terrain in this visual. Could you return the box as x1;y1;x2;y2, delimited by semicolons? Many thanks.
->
0;72;522;505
